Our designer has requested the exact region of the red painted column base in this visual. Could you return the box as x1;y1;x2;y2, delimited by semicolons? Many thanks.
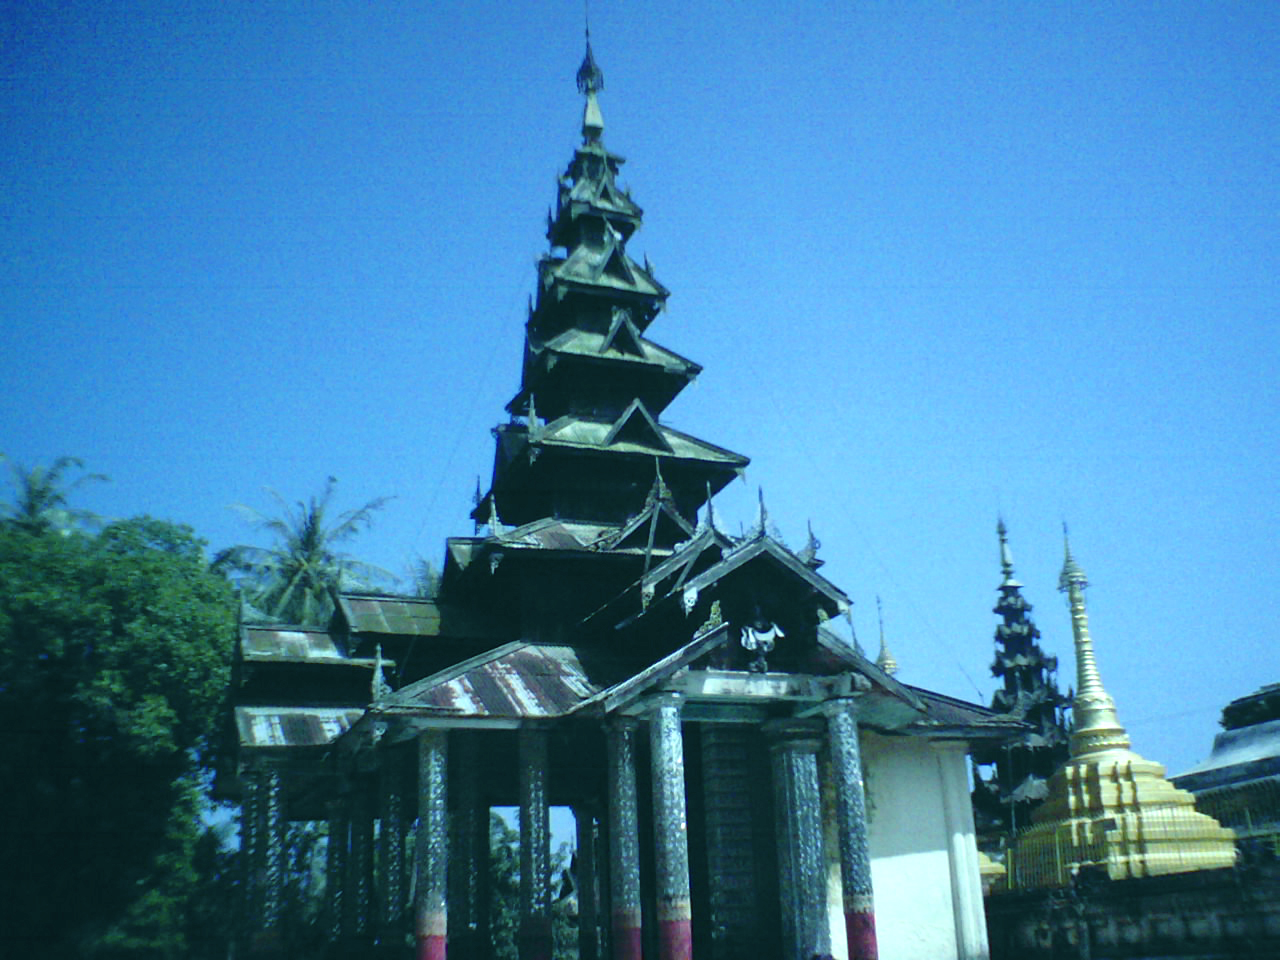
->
846;909;878;960
658;917;692;960
417;933;447;960
611;914;643;960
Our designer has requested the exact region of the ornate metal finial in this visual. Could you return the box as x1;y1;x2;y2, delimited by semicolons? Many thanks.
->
875;595;899;676
1059;522;1088;592
576;33;604;95
576;26;605;141
755;486;769;539
798;520;823;568
371;643;392;703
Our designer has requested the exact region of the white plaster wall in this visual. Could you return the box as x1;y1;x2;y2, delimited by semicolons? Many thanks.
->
864;732;963;960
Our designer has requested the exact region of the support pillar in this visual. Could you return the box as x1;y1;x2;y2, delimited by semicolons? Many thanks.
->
767;722;831;960
575;805;600;960
607;718;643;960
380;749;407;940
348;778;375;940
449;731;487;960
243;766;285;952
823;697;878;960
241;768;264;933
649;695;692;960
519;725;553;960
262;768;286;932
326;797;349;943
416;730;449;960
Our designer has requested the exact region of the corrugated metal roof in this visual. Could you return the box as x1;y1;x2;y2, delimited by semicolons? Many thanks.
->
339;594;506;640
386;642;641;719
342;596;442;636
235;706;364;748
241;626;344;661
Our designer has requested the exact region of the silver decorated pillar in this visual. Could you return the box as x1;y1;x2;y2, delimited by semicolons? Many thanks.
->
348;778;375;940
822;697;878;960
648;695;692;960
415;730;449;960
518;725;553;960
449;731;488;960
379;749;407;940
325;796;349;943
767;721;831;960
574;805;601;960
242;766;285;947
607;717;643;960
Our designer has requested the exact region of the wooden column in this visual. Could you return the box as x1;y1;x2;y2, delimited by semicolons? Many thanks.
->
348;778;375;939
575;805;601;960
415;730;449;960
823;697;878;960
325;796;349;943
649;695;692;960
767;722;831;960
518;725;552;960
449;731;487;960
607;717;643;960
379;749;407;940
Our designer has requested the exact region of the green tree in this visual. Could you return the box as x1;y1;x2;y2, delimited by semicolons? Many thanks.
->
0;453;107;533
0;515;236;958
215;478;394;626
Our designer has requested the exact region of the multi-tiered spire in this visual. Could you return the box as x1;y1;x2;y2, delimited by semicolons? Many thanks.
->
1006;530;1236;889
452;46;748;625
974;520;1069;834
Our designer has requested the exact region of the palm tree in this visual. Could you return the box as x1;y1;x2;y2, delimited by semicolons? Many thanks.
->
214;478;394;626
0;454;108;534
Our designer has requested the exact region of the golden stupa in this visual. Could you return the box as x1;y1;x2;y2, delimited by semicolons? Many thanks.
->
1007;531;1236;889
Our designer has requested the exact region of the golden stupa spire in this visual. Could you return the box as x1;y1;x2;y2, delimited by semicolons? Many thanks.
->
874;595;899;676
1005;529;1237;889
1058;525;1132;758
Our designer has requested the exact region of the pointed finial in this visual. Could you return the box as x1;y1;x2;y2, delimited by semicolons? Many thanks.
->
1055;528;1132;757
1059;522;1088;592
488;492;505;537
798;520;823;568
528;393;542;441
755;486;769;539
875;594;899;675
577;30;605;141
473;477;483;534
651;457;671;503
371;643;392;702
704;481;718;532
997;516;1021;587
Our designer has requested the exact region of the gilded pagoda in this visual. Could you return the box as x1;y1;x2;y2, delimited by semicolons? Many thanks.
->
1005;533;1236;889
223;45;1021;960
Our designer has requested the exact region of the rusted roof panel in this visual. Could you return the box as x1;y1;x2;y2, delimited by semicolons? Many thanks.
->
242;626;343;661
388;643;637;719
339;594;506;641
235;706;364;748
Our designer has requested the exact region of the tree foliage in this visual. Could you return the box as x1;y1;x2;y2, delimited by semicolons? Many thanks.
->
214;478;394;626
0;453;107;534
0;514;236;958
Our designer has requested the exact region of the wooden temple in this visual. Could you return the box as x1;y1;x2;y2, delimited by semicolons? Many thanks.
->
224;43;1023;960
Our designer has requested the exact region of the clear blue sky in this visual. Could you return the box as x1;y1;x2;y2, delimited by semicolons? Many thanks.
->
4;2;1277;778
